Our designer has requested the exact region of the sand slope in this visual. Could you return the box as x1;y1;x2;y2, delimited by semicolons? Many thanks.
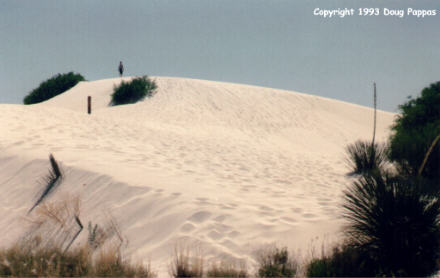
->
0;77;395;276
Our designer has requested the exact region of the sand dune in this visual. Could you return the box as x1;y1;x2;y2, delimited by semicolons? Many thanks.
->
0;77;395;276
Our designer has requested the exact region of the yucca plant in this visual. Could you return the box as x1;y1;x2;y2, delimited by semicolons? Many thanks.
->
343;173;440;276
346;140;387;176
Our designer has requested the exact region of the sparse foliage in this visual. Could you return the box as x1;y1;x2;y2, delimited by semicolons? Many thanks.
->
170;245;204;278
207;260;248;277
257;247;297;278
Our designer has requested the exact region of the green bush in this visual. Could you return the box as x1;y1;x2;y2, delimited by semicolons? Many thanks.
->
257;247;297;278
343;173;440;276
110;76;157;106
346;140;387;176
24;72;85;104
389;81;440;181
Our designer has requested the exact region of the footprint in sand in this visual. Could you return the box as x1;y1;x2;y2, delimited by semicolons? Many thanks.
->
188;211;212;223
227;230;240;238
180;222;196;233
302;213;317;219
213;214;229;223
291;207;303;213
281;216;297;223
207;230;224;240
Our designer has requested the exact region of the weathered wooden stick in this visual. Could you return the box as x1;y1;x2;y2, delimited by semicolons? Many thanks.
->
88;96;91;114
418;133;440;176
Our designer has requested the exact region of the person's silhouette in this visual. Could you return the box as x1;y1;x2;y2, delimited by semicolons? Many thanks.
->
118;61;124;77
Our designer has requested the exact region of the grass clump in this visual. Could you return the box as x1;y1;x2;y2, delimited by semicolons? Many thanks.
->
207;260;248;277
0;243;155;277
170;245;204;278
257;247;297;278
93;246;153;277
24;72;85;104
110;76;157;106
0;243;90;277
346;140;387;176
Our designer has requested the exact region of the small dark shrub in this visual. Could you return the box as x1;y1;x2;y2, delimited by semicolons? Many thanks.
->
346;140;387;176
257;247;297;278
306;244;374;277
343;174;440;276
110;76;157;106
24;72;85;104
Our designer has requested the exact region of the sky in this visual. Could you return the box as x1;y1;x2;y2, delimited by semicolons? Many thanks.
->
1;0;439;112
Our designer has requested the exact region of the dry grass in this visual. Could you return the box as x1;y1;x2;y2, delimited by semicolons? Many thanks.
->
169;244;204;277
256;246;298;278
93;245;154;277
207;260;248;277
2;196;156;277
0;242;155;277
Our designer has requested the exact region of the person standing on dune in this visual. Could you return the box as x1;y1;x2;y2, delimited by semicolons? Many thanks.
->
118;61;124;77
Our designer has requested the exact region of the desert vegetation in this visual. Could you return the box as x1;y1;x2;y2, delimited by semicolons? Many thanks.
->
306;81;440;277
0;155;155;277
110;76;157;106
169;245;204;277
23;72;85;104
207;260;248;277
256;247;297;278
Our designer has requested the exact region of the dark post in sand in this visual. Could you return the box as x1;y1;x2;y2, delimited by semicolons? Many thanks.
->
88;96;91;114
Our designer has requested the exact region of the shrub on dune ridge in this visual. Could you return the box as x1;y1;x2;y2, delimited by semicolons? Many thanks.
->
110;76;157;106
23;72;85;104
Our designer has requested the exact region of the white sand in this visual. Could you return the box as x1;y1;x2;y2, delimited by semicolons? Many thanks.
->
0;77;395;276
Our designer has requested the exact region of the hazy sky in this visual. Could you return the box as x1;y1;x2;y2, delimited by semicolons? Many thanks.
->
1;0;439;112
